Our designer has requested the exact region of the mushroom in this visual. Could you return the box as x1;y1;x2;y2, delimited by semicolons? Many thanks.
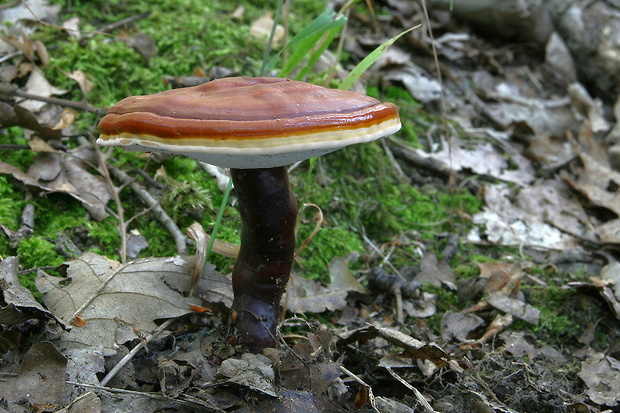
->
97;77;401;351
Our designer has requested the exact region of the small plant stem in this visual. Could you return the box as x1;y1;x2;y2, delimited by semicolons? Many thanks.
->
205;177;232;260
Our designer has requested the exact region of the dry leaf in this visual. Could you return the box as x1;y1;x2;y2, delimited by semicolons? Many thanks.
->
0;256;68;328
441;311;484;342
562;152;620;216
284;256;369;314
413;252;456;288
217;353;277;397
0;341;67;410
486;292;540;324
14;144;112;220
0;101;63;139
52;107;76;129
0;0;61;25
18;66;67;113
413;136;535;186
338;324;449;367
596;219;620;244
578;353;620;406
35;252;209;355
467;182;581;249
27;135;58;152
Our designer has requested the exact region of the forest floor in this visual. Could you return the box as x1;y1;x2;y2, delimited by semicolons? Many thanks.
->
0;1;619;412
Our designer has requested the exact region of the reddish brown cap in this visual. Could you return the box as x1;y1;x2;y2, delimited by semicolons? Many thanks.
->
97;77;401;168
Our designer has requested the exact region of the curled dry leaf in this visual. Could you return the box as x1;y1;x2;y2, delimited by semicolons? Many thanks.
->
9;144;112;221
486;291;540;325
0;256;68;328
441;311;485;342
0;101;62;139
18;66;67;113
338;324;449;368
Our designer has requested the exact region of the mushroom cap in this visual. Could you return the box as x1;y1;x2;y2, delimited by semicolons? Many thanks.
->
97;77;401;168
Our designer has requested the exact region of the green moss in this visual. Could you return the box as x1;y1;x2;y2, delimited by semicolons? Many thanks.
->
512;283;590;348
420;283;461;335
0;176;25;231
17;237;64;269
295;225;364;279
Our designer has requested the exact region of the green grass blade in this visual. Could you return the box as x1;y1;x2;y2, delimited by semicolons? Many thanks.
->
339;26;417;90
263;8;346;76
294;24;341;80
259;0;286;76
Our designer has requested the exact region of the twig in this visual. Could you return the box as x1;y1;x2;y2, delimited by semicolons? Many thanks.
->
385;367;437;413
463;356;510;408
96;12;151;34
66;380;226;412
361;234;405;280
96;149;128;263
0;83;104;114
389;137;457;179
100;318;175;386
106;164;188;255
381;139;411;184
339;365;380;413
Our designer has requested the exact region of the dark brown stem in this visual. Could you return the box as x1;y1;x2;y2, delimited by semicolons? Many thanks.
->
230;167;298;351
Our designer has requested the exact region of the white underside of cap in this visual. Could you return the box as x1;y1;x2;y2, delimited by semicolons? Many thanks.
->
97;120;401;169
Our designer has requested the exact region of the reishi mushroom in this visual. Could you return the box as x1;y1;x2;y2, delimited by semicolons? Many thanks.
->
97;77;401;351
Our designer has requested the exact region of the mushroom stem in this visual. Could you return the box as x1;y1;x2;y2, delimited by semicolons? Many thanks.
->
230;167;298;351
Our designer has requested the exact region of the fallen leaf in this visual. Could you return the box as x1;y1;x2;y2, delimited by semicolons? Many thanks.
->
562;152;620;216
413;251;456;288
516;179;596;243
565;280;620;320
0;0;61;25
279;331;346;403
217;353;277;397
124;33;158;62
413;136;535;186
499;331;537;359
18;66;67;113
338;324;449;367
441;311;484;342
15;144;112;220
578;352;620;406
467;182;581;249
52;107;76;130
28;135;58;152
285;256;368;314
35;252;212;355
596;219;620;244
402;291;437;318
486;291;540;324
601;262;620;301
383;63;442;103
0;256;68;328
0;102;63;139
0;341;67;409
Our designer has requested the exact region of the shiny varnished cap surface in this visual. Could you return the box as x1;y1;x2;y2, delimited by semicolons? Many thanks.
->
98;77;401;168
